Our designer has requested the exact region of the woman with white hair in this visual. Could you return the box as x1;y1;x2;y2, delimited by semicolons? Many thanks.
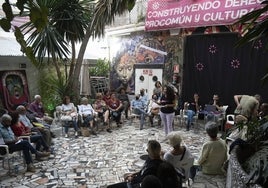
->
198;121;227;175
78;97;97;136
163;131;194;180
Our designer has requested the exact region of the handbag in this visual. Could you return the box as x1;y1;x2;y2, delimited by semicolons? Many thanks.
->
60;115;72;121
70;112;78;118
81;127;90;137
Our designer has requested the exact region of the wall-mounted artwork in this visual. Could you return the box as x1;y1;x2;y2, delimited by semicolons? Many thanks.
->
110;31;182;94
0;70;30;111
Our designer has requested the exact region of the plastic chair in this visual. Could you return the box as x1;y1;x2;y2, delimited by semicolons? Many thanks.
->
225;114;235;131
0;136;30;175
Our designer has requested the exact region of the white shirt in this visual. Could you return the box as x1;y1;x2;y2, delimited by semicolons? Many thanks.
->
62;103;76;112
78;104;96;116
164;146;194;179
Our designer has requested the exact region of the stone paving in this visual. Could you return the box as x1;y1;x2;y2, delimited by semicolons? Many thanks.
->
0;119;226;188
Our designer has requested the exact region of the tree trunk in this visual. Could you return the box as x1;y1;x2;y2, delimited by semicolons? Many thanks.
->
71;26;92;103
68;40;76;81
52;53;61;80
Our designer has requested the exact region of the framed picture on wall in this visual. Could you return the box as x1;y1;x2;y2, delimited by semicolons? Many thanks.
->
0;70;30;111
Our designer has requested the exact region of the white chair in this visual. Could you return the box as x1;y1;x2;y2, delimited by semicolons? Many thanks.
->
129;107;141;125
58;105;78;135
175;109;188;128
182;109;199;130
225;114;235;131
0;136;30;175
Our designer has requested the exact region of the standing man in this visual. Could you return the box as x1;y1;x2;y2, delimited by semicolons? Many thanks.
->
234;94;261;122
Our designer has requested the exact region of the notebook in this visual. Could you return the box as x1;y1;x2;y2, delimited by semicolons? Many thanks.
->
204;105;217;112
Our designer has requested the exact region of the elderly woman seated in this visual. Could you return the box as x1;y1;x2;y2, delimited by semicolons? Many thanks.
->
78;97;97;136
198;121;227;175
163;131;194;180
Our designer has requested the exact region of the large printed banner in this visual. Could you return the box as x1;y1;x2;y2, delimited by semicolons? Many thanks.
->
145;0;265;31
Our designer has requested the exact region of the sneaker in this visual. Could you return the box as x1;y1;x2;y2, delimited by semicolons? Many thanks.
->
75;131;78;138
36;151;50;158
27;164;36;172
36;156;47;161
106;128;112;133
65;134;68;138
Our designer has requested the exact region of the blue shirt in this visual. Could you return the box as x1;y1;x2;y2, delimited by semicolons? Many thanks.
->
140;94;149;106
0;123;15;143
131;99;146;110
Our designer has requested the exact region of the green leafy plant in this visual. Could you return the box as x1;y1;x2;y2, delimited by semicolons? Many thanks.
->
39;70;70;116
89;58;110;77
236;119;268;186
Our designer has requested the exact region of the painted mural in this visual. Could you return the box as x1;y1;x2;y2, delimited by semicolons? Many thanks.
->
110;31;182;94
0;70;30;111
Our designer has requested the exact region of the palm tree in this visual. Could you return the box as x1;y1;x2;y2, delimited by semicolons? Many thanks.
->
20;0;70;79
236;0;268;82
51;0;93;81
1;0;136;100
72;0;136;99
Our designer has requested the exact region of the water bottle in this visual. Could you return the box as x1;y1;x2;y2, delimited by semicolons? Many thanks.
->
14;165;19;174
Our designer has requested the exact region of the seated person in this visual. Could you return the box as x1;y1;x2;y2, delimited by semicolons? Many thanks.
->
140;88;149;108
102;90;111;104
107;93;123;127
17;105;53;146
131;94;148;130
234;94;261;122
147;94;161;127
117;88;130;119
78;97;97;135
107;140;163;188
0;114;50;172
10;112;50;155
61;96;78;138
157;161;182;188
93;93;112;133
203;94;224;122
208;94;223;112
184;93;201;131
163;131;194;180
22;102;52;129
153;81;162;100
141;175;162;188
29;95;54;125
258;103;268;121
198;121;227;175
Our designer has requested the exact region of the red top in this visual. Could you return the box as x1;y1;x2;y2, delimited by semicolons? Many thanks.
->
107;98;121;110
11;122;30;136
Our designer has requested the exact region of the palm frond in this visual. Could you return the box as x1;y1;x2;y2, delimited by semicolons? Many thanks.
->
90;0;136;38
236;0;268;47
